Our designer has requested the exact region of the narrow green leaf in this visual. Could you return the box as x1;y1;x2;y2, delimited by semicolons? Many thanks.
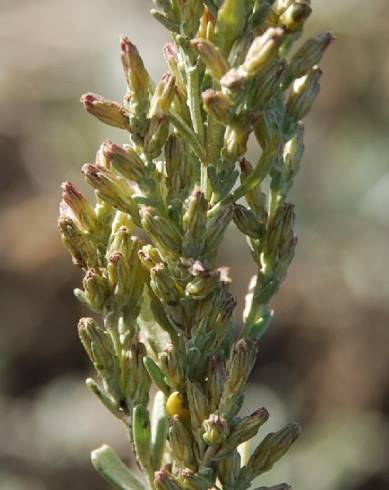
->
143;356;170;396
91;445;146;490
151;391;168;470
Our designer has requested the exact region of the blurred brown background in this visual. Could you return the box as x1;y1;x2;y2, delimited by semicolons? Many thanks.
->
0;0;388;489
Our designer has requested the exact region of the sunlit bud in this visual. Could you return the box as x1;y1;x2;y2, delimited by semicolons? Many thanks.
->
60;182;97;233
154;470;182;490
163;43;185;92
179;468;213;490
287;32;334;80
220;68;246;92
246;422;301;476
204;205;233;254
80;93;131;130
186;268;220;300
218;408;269;457
144;114;170;159
206;356;226;412
111;210;135;235
149;73;176;117
120;37;151;97
286;66;322;121
82;164;139;219
239;159;268;217
283;122;304;185
217;451;241;488
150;263;180;306
102;140;147;183
180;0;204;37
191;38;230;80
140;206;182;254
182;188;208;258
78;317;116;382
203;413;229;446
81;268;110;312
219;338;258;415
233;204;265;239
243;28;285;77
186;381;210;429
160;346;185;392
252;60;286;109
215;0;249;55
132;404;151;472
264;201;295;264
58;215;98;269
169;415;196;469
279;0;311;31
202;90;234;124
224;113;252;160
138;244;162;271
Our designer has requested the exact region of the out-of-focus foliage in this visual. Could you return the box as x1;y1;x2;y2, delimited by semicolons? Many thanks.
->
0;1;388;489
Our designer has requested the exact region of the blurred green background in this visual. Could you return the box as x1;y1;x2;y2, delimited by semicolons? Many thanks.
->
0;0;388;489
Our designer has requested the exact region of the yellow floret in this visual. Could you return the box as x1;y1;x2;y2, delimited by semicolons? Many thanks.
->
166;391;190;421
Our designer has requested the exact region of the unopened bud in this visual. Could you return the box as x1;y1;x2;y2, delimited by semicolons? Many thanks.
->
204;205;233;254
182;188;208;258
286;66;322;121
150;263;179;306
203;413;229;446
144;114;170;159
217;451;241;488
186;381;210;430
154;470;182;490
138;244;162;271
239;159;268;217
81;268;110;312
80;93;131;130
149;73;176;117
160;346;185;391
206;356;226;412
191;38;230;80
215;0;249;54
179;468;213;490
243;28;285;77
102;140;147;184
60;182;97;233
140;206;182;254
58;215;98;269
233;204;265;239
169;415;196;469
287;32;334;80
279;0;312;31
202;90;234;124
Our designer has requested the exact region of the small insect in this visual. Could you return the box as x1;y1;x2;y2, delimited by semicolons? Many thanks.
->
165;391;190;421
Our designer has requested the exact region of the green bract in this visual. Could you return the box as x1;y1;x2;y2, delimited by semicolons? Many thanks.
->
58;1;332;488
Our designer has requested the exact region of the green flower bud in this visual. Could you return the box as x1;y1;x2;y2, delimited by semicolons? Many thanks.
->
282;122;304;189
57;215;98;269
169;415;196;469
219;338;257;415
206;356;226;413
179;468;213;490
82;164;139;220
224;113;252;160
253;109;282;149
215;0;249;55
186;265;220;300
252;60;287;109
102;140;147;184
217;450;241;488
242;28;285;77
159;344;185;390
191;38;230;80
81;268;110;312
165;133;192;198
154;470;182;490
186;381;210;432
149;73;176;117
111;210;135;234
202;413;229;446
80;93;131;130
233;204;265;239
279;0;312;32
202;90;234;124
124;340;151;406
150;263;180;306
138;244;163;271
61;181;97;233
217;408;269;457
204;205;233;254
182;188;208;258
246;422;301;476
120;37;151;137
140;206;182;254
287;31;334;81
144;114;170;159
286;66;322;121
239;159;268;217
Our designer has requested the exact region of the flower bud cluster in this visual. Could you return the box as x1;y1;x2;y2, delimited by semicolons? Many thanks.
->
58;1;331;488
